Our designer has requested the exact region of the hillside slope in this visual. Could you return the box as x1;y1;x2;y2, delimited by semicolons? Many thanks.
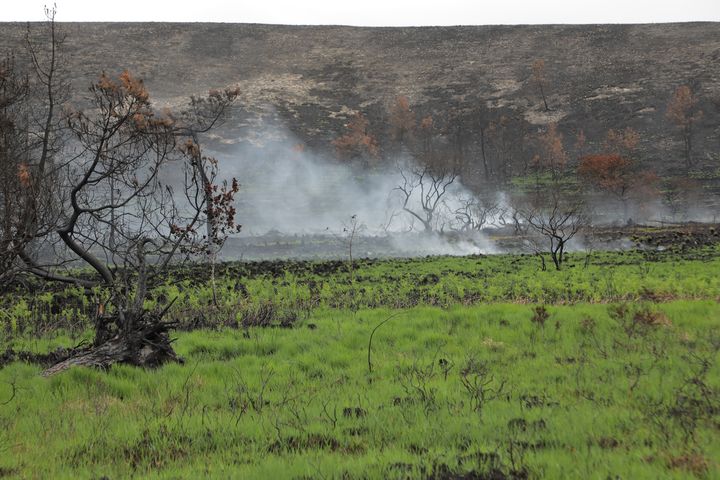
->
1;22;718;176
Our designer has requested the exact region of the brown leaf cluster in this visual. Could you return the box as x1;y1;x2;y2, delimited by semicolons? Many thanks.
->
333;112;379;159
533;123;567;173
388;95;415;142
666;85;703;127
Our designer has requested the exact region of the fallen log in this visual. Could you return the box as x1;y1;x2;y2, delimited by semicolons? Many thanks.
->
41;313;182;376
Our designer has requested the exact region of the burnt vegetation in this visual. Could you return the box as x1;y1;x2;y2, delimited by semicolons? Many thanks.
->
0;10;241;373
0;11;719;480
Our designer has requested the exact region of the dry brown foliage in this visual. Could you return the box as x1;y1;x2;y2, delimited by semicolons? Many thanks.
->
333;112;379;160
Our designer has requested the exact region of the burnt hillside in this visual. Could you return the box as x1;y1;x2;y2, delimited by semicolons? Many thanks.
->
1;22;718;181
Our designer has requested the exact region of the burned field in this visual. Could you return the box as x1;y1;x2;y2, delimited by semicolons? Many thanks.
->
1;231;719;479
0;11;719;479
160;222;720;261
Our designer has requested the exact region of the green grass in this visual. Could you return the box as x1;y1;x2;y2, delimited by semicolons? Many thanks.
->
5;246;720;340
1;248;719;478
1;301;719;478
160;247;720;309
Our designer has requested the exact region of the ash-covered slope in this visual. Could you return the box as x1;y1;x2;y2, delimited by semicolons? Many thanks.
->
1;22;718;172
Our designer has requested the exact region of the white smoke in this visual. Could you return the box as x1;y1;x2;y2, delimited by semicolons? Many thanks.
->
197;113;717;260
203;114;500;259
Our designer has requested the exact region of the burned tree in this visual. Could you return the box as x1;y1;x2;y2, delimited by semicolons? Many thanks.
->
445;104;492;183
333;112;379;167
578;128;655;223
0;8;69;289
487;117;510;179
0;54;30;286
391;112;459;232
0;10;241;375
450;196;500;233
26;70;240;375
0;23;241;374
518;191;587;270
387;95;415;147
663;177;702;222
666;85;703;171
532;59;550;111
394;163;458;233
532;122;567;181
578;153;633;219
179;138;241;307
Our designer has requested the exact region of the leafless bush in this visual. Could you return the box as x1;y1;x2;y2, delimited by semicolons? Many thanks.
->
394;162;458;233
449;196;500;233
396;361;438;413
609;303;672;340
530;305;549;329
517;191;587;270
643;349;720;452
459;356;506;415
239;300;299;328
226;364;274;418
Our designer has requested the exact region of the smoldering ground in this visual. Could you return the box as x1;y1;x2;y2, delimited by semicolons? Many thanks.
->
184;113;718;260
200;115;501;259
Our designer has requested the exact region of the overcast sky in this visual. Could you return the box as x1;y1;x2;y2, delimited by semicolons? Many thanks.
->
2;0;720;25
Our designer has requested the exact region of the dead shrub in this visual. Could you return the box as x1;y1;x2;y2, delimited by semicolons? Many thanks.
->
609;303;672;338
665;453;709;476
240;300;298;328
634;309;672;328
530;305;549;329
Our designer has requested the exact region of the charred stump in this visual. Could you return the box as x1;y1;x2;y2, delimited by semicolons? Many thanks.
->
41;310;182;377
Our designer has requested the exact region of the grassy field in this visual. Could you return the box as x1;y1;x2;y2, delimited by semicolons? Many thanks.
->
0;247;719;478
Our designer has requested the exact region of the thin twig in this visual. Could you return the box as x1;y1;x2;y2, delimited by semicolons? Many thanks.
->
368;312;404;373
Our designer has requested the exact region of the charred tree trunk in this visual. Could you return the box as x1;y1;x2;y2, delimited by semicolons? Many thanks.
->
684;125;693;170
539;83;550;112
42;311;181;376
550;238;566;270
41;236;182;375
